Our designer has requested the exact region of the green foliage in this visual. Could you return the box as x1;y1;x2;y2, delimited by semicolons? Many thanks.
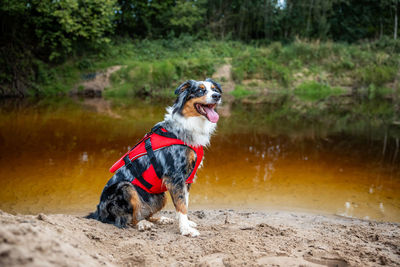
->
152;61;177;88
367;36;400;54
110;64;152;96
357;65;397;86
111;0;399;43
0;0;118;96
106;54;215;97
170;0;206;34
261;59;290;86
294;81;345;101
32;0;118;61
19;38;399;98
33;60;81;96
232;48;290;86
328;58;355;72
3;0;400;96
365;84;394;100
230;85;254;99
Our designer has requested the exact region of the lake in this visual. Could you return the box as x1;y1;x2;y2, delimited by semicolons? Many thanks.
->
0;93;399;222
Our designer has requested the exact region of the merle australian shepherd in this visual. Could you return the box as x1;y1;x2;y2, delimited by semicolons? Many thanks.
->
88;79;222;237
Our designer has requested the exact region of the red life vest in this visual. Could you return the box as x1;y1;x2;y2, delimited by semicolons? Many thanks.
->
109;126;204;194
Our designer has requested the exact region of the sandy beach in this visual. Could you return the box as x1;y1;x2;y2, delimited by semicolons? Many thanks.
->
0;209;399;266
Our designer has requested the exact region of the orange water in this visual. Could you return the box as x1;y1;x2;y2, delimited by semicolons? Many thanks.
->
0;97;399;222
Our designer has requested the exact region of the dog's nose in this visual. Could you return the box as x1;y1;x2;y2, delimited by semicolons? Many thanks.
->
212;93;221;101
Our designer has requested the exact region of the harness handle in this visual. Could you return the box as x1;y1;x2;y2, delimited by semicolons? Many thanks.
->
151;125;178;139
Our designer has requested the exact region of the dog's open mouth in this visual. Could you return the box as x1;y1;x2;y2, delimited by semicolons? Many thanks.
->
194;103;219;123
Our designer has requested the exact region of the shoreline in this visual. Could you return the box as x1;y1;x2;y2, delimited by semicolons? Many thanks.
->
4;204;396;224
0;209;399;266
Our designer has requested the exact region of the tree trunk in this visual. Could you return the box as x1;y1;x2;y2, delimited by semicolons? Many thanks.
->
284;1;292;39
306;0;315;37
395;0;398;40
264;0;268;39
380;1;384;39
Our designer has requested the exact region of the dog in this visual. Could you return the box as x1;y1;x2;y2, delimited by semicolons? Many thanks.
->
88;78;222;237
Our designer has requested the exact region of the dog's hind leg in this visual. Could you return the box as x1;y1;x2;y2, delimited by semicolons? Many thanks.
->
145;193;173;225
97;181;142;228
132;189;170;231
126;185;141;226
148;216;174;225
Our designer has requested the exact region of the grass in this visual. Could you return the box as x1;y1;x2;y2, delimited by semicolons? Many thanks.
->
231;39;398;97
26;37;399;99
357;65;397;86
294;81;345;101
230;85;254;98
105;57;216;97
28;38;244;96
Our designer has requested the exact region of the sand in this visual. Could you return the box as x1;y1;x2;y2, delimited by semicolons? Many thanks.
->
0;209;399;266
71;65;122;97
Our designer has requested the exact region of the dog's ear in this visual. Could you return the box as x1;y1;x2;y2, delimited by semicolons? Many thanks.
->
175;80;196;95
205;78;222;93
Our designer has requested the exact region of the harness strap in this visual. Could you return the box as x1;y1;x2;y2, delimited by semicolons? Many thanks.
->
123;155;153;189
145;138;163;179
151;125;178;139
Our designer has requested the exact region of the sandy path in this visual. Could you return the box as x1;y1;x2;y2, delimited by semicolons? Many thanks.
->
72;65;122;96
213;62;235;117
0;209;399;266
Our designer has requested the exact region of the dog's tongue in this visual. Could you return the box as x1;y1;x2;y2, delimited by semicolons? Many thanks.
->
204;106;219;123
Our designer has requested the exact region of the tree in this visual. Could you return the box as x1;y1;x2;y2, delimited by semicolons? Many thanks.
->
394;0;398;40
0;0;118;96
170;0;206;35
31;0;119;60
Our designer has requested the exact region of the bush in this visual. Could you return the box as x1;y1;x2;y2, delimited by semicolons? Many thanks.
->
178;58;215;78
357;65;397;86
232;65;246;83
365;84;393;100
294;81;344;101
261;59;290;86
32;0;118;61
129;64;151;91
231;49;290;86
230;84;253;98
365;36;400;54
12;38;399;97
107;55;217;97
152;61;176;88
328;57;355;73
280;40;323;63
268;42;283;57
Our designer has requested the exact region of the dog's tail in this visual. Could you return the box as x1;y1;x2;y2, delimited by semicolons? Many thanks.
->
85;206;99;220
85;212;97;219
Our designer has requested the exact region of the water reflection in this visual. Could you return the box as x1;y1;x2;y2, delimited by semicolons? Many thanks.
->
0;95;399;222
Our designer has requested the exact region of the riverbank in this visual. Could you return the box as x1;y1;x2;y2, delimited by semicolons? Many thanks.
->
0;209;399;266
2;39;398;99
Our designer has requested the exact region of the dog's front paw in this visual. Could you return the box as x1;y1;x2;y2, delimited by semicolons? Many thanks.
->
188;220;197;227
158;216;174;225
137;220;154;231
180;226;200;237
